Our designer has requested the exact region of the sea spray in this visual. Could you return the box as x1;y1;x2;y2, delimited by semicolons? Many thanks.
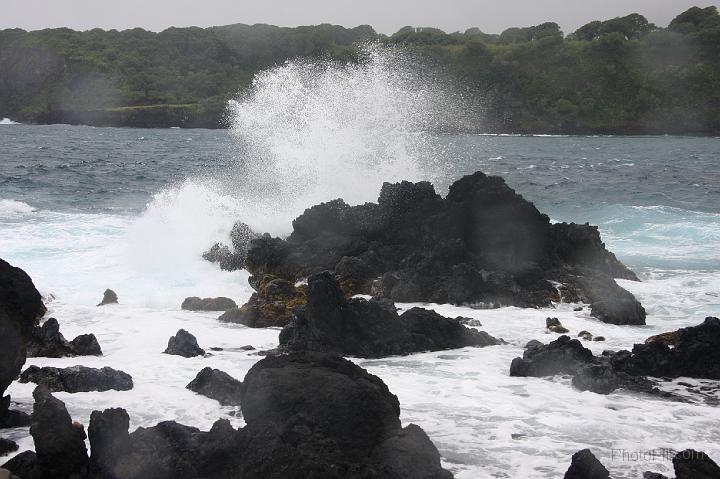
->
223;43;476;234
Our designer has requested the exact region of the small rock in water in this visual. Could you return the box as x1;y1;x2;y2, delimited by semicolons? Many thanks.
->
164;329;205;358
593;336;606;342
578;330;593;341
546;317;570;334
181;296;237;311
97;289;118;306
573;306;584;311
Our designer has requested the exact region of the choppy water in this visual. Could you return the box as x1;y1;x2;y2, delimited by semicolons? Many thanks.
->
1;47;720;477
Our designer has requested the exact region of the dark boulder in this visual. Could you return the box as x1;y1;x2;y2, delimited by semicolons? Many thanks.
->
279;271;500;358
164;329;205;358
97;289;118;306
370;424;453;479
563;449;609;479
546;317;569;333
613;317;720;379
240;172;642;316
0;438;18;457
673;449;720;479
510;336;593;377
186;368;243;406
70;334;102;356
0;258;45;429
88;408;130;478
181;297;237;312
219;275;306;328
26;317;102;357
0;396;30;429
19;365;133;393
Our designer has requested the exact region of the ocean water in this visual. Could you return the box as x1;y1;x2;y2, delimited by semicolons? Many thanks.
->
2;49;720;478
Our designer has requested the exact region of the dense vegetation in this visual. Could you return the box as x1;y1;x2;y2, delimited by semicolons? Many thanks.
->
1;6;718;133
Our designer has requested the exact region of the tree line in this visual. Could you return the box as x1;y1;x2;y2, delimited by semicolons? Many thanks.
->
0;6;718;133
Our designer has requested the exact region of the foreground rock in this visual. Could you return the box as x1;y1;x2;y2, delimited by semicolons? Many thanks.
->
512;318;720;396
234;172;643;325
164;329;205;357
26;317;102;357
563;448;720;479
181;296;237;311
279;272;500;358
0;258;45;429
6;352;453;479
19;365;133;393
186;367;243;406
219;275;306;328
563;449;609;479
3;386;89;479
97;289;118;306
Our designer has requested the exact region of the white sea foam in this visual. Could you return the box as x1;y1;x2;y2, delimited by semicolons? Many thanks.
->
0;199;35;218
0;117;20;125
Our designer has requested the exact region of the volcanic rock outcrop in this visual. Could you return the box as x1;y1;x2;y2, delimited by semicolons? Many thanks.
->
231;172;644;325
0;258;46;429
203;221;260;271
19;365;133;393
4;352;454;479
219;275;306;328
278;271;500;358
26;317;102;357
511;317;720;395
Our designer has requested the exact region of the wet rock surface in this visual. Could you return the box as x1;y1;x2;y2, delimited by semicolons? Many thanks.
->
235;172;643;325
0;258;46;429
181;297;238;312
279;272;501;358
563;449;609;479
0;439;18;457
186;367;243;406
164;329;205;357
219;275;306;328
19;365;133;393
6;352;453;479
202;221;260;271
26;318;102;358
512;318;720;396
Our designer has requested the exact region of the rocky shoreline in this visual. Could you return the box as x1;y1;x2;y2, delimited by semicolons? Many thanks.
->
2;170;720;478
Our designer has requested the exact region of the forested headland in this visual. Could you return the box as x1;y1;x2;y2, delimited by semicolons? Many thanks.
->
1;6;718;134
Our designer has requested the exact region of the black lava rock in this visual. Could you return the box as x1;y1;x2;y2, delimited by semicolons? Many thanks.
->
186;368;243;406
181;297;238;312
97;289;118;306
164;329;205;358
279;271;500;358
19;365;133;393
563;449;610;479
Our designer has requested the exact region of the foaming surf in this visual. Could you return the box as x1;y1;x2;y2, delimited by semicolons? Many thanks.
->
0;117;20;125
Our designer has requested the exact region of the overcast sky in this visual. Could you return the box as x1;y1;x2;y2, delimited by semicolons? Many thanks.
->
3;0;719;35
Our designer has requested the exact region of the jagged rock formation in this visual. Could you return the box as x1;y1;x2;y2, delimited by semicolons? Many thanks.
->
278;271;501;358
19;366;133;393
203;221;260;271
231;172;644;325
511;317;720;395
4;352;454;479
563;449;610;479
0;258;45;429
26;318;102;357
